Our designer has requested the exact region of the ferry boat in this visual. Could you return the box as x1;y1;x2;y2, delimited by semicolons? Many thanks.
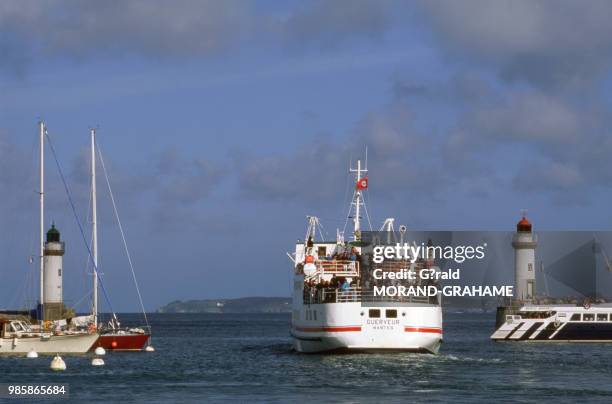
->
290;159;443;353
492;214;612;342
491;304;612;342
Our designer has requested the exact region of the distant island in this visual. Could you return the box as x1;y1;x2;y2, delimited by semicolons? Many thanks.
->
157;295;498;314
157;297;291;313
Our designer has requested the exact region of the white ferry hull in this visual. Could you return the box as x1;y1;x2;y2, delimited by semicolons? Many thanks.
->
492;304;612;342
0;333;98;354
292;302;443;354
293;331;442;354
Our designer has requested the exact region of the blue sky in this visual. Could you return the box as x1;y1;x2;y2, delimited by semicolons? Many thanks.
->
1;1;612;311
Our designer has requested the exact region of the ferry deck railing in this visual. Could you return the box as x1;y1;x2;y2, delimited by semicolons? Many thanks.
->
303;286;438;305
304;260;359;283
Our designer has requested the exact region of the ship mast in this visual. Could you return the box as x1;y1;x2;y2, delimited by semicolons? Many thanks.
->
91;129;98;328
349;159;367;241
39;121;45;321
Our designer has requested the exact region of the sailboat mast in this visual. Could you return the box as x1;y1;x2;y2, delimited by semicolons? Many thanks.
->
91;129;98;327
39;121;45;320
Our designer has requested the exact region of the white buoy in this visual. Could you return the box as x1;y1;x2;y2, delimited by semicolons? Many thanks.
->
145;345;155;352
91;358;105;366
94;346;106;356
26;349;38;358
50;355;66;371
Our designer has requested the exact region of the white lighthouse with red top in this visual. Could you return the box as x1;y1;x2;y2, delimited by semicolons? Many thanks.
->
512;213;537;302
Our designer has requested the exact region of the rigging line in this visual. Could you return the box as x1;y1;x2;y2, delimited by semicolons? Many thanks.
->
308;217;346;225
78;226;95;314
362;195;372;231
11;259;32;310
340;160;351;223
10;143;38;309
85;188;95;296
76;186;93;308
14;134;40;309
72;289;93;311
362;190;373;231
44;132;116;317
342;190;356;236
340;152;353;239
84;175;92;238
96;141;149;328
317;219;328;241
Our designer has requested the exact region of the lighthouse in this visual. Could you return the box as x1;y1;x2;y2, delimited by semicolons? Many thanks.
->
512;214;537;302
43;224;65;319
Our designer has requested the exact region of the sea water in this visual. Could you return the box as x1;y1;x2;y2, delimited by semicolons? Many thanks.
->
1;312;612;403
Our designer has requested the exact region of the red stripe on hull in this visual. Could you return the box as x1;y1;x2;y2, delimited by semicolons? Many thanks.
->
404;327;442;334
295;326;362;332
95;334;150;351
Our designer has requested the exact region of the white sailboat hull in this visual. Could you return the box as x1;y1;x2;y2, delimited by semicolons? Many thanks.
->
0;333;98;354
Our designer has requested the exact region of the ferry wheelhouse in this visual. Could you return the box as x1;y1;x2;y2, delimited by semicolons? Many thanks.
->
290;159;443;353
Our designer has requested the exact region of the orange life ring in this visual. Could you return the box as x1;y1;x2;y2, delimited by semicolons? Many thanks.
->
305;255;314;264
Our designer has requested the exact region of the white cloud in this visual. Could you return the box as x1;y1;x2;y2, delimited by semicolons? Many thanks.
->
419;0;612;89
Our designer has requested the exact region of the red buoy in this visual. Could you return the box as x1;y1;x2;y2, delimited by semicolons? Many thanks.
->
111;341;118;349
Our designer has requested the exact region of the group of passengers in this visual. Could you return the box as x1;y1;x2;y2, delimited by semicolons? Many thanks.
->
325;247;360;262
303;276;352;304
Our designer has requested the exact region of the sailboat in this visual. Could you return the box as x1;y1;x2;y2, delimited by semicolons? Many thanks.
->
0;122;98;354
87;129;151;351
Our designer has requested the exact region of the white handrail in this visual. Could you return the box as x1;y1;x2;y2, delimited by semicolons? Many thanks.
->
305;286;437;305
